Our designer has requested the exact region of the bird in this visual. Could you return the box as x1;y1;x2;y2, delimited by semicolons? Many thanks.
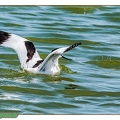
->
0;30;81;75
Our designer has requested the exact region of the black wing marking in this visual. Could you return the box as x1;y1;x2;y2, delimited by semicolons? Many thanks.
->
32;60;44;68
51;48;59;52
0;31;11;44
64;43;81;53
25;41;36;63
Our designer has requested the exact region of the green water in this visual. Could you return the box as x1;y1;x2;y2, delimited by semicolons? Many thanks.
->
0;6;120;114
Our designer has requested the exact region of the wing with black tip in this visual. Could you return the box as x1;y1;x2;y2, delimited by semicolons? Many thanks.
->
0;31;42;69
38;43;81;74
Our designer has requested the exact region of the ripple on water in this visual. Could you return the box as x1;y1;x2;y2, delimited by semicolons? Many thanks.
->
0;6;120;114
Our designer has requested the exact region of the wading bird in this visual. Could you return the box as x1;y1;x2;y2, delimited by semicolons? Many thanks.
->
0;31;81;75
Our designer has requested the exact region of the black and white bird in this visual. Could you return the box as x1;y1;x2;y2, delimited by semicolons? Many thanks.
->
0;31;81;75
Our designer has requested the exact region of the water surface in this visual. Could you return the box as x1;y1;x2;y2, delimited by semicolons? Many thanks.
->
0;6;120;114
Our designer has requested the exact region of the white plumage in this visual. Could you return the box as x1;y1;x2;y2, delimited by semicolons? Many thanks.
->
0;31;81;75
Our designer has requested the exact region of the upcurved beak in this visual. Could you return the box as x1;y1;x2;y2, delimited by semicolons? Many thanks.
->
61;55;72;61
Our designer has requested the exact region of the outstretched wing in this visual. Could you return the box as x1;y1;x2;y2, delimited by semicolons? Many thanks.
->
38;43;81;74
0;31;42;69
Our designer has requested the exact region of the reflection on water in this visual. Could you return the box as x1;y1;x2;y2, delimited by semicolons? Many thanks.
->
0;6;120;114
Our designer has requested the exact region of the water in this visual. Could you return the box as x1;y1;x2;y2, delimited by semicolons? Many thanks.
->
0;6;120;114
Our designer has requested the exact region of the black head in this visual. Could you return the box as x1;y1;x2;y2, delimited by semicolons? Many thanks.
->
51;48;59;52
